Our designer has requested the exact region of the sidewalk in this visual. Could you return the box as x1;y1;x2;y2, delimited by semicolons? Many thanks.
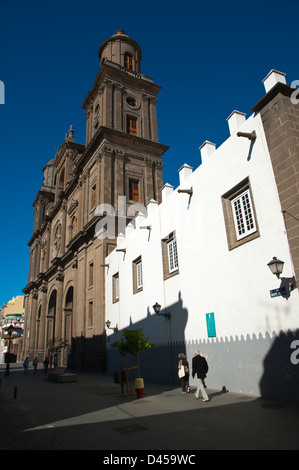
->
1;363;299;450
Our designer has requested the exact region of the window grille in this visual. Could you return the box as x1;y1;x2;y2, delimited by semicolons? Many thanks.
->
168;239;178;273
231;189;256;240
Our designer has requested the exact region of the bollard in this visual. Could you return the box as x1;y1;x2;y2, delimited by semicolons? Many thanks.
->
135;378;144;398
14;387;17;399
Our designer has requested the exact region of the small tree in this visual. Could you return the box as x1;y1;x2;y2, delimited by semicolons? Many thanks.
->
111;329;155;393
47;337;69;355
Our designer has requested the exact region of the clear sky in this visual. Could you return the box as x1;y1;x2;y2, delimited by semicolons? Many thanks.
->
0;0;298;307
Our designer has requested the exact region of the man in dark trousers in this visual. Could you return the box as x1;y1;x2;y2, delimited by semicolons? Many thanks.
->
192;349;209;401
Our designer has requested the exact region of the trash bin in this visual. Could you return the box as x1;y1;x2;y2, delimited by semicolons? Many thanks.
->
135;378;144;398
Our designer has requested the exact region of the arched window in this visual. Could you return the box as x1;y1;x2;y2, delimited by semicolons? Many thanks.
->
64;286;73;349
48;290;57;344
65;286;74;309
124;52;134;71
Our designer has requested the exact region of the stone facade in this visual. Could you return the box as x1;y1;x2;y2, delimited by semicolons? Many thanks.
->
252;77;299;283
22;30;168;370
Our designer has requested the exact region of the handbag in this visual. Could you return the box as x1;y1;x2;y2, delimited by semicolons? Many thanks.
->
178;364;185;378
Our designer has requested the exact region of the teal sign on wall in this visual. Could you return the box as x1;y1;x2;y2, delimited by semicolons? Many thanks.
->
206;312;216;337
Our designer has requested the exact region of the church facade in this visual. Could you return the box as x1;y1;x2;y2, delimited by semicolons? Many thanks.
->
22;30;168;370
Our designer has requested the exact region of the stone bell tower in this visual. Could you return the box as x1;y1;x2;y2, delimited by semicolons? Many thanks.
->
22;30;168;371
82;29;168;213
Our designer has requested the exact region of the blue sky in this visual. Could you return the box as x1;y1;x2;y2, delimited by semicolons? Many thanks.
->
0;0;298;307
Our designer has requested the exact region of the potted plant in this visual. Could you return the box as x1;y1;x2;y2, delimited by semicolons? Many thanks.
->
111;329;155;397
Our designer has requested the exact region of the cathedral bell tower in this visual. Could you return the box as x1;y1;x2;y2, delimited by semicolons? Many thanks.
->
22;31;168;372
82;30;168;214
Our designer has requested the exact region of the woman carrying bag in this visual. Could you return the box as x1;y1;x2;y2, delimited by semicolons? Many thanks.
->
178;353;191;394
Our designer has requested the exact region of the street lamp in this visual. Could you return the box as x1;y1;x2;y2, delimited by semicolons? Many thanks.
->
5;324;16;376
267;257;285;278
267;256;297;299
105;320;118;332
153;302;171;320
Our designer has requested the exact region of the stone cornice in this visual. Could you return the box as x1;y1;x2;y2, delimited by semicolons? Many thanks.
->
252;82;294;113
82;62;161;110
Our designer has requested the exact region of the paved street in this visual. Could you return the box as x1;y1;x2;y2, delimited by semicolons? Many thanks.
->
0;363;299;452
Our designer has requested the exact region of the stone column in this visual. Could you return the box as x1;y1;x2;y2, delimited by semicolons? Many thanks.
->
149;96;158;142
54;270;64;365
28;290;38;360
22;294;30;358
103;79;113;127
114;82;123;131
142;93;150;139
37;285;47;360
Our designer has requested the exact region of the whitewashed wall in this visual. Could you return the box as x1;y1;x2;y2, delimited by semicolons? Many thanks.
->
104;109;299;401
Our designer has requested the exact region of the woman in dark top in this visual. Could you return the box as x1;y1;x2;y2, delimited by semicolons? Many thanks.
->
178;353;191;394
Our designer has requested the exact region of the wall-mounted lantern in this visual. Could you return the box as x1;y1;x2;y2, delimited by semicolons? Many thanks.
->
105;320;118;332
267;256;297;299
153;302;171;320
267;256;285;278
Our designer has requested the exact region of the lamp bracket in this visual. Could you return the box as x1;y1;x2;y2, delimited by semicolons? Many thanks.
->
178;188;193;196
157;312;172;321
237;131;257;141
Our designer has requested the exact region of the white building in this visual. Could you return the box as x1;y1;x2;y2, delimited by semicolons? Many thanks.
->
104;70;299;403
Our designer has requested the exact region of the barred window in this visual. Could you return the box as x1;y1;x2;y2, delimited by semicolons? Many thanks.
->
136;261;143;289
232;189;256;240
222;178;259;250
168;239;178;273
133;256;143;293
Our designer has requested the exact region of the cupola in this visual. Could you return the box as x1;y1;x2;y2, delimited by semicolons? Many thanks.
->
98;29;142;73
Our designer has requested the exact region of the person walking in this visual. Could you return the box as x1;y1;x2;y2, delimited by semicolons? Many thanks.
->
192;349;209;402
178;353;191;394
23;357;29;374
43;357;49;373
32;357;38;374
